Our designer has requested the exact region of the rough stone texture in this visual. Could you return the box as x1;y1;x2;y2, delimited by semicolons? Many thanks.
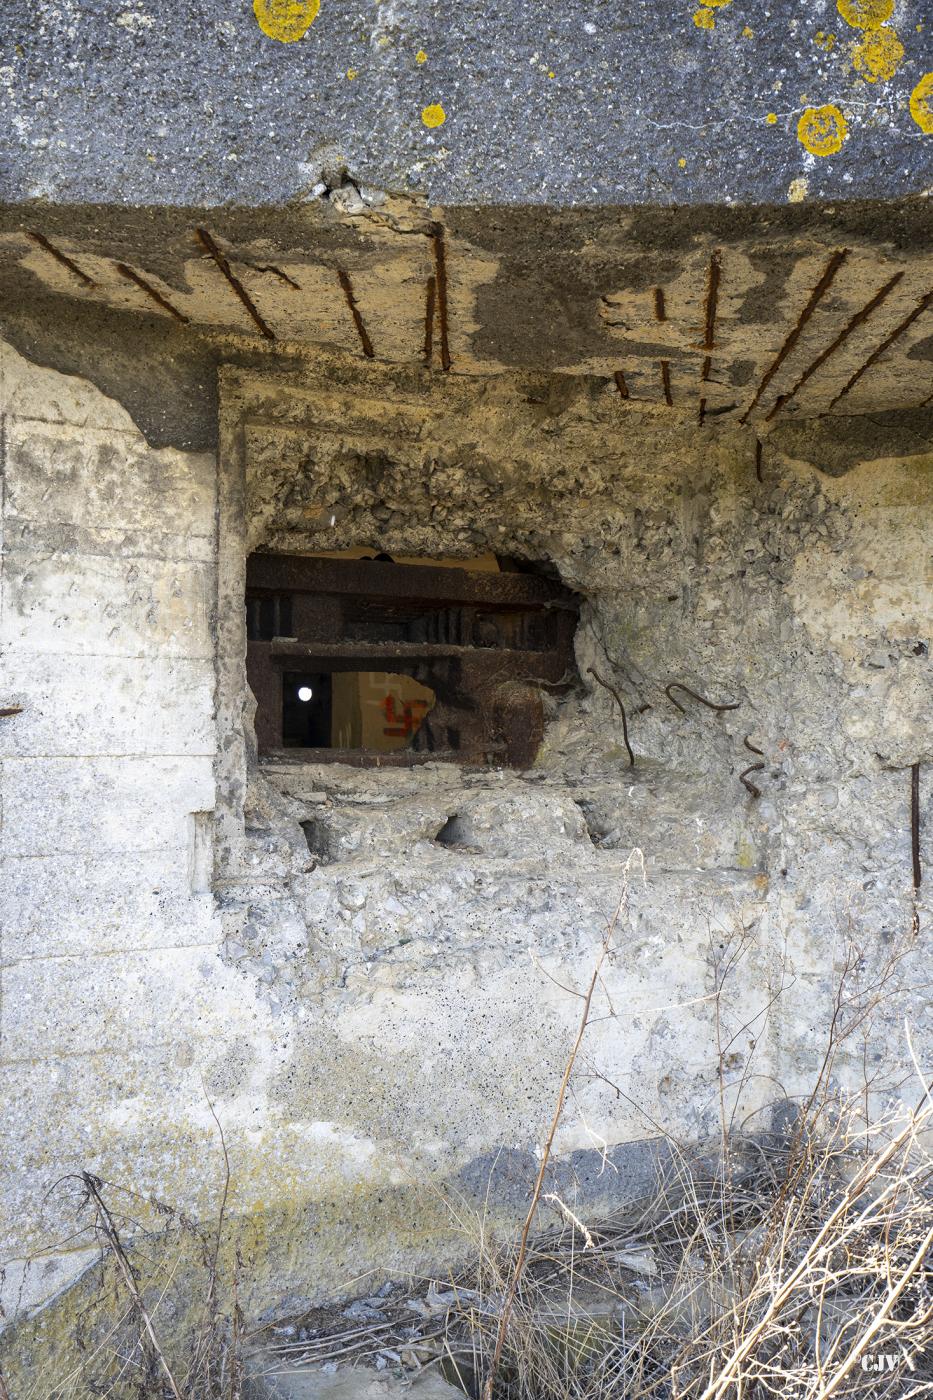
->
245;1366;467;1400
0;1;931;207
1;335;931;1385
2;6;931;1386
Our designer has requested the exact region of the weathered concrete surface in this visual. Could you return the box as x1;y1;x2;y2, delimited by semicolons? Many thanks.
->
1;338;931;1390
0;0;931;207
245;1364;466;1400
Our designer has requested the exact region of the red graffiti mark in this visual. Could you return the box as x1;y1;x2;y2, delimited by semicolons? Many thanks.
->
382;694;429;737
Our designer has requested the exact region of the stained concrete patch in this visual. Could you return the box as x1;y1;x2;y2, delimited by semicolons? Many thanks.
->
769;408;933;475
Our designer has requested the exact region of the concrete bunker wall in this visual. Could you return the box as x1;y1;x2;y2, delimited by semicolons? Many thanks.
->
1;339;931;1342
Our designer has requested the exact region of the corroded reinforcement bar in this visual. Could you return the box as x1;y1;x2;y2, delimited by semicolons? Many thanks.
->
829;289;933;410
587;667;635;768
660;359;673;406
665;682;741;714
336;266;375;358
431;224;452;372
765;271;905;421
27;230;96;287
740;248;848;424
740;762;764;798
702;250;722;353
253;263;301;290
912;763;921;891
195;226;276;340
114;262;190;323
614;369;630;399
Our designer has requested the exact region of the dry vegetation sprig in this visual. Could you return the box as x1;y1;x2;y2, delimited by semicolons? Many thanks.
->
9;1092;243;1400
479;882;630;1400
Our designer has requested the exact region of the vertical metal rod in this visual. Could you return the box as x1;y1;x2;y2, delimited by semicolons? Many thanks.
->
911;762;921;890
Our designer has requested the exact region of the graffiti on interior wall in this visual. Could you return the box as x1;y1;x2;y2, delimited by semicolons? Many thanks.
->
382;693;430;739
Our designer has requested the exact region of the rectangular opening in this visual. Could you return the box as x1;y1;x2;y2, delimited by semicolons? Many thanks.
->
246;552;579;767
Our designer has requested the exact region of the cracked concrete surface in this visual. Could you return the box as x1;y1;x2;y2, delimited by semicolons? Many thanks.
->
0;308;931;1384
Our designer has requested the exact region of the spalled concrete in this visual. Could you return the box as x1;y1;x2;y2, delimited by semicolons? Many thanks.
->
0;282;931;1389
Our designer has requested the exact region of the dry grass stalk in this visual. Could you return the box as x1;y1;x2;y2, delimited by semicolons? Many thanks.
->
480;880;631;1400
80;1172;184;1400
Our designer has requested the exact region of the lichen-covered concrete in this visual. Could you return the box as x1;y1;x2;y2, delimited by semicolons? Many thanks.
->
0;0;931;207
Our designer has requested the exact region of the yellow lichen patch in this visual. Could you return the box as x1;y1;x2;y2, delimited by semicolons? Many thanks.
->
797;103;848;156
851;25;904;81
415;48;427;63
742;25;754;37
678;156;687;167
346;67;357;79
766;112;778;124
693;8;715;29
253;0;320;42
910;72;933;132
836;0;893;30
700;0;733;7
814;30;836;51
421;103;446;128
788;176;809;202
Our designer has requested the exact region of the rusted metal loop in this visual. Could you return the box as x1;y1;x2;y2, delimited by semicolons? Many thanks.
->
743;735;764;756
587;667;635;769
740;763;765;798
0;706;23;718
665;682;741;714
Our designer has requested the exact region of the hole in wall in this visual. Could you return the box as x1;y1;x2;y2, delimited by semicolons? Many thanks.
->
573;798;613;849
434;815;469;848
300;817;337;864
245;550;581;768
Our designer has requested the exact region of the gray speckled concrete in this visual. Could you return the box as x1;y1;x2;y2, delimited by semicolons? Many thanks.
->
0;0;931;207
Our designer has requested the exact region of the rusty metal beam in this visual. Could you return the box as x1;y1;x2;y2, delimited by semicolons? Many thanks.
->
246;553;575;608
261;639;561;670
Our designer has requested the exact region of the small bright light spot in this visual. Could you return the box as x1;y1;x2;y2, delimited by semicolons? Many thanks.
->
297;686;313;702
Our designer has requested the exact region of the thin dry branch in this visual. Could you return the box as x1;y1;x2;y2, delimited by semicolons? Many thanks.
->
80;1173;184;1400
480;884;631;1400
